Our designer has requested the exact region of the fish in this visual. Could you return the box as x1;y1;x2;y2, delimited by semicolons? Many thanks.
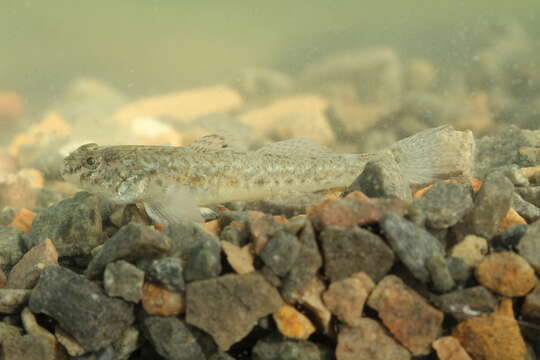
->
61;125;475;225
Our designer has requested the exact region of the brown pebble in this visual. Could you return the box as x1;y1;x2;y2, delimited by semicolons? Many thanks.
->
294;277;332;333
475;251;537;297
453;299;526;360
432;336;472;360
141;282;185;316
7;238;58;289
250;214;277;254
273;305;316;340
499;208;527;228
323;272;374;327
221;241;255;274
336;319;411;360
449;235;488;269
55;325;85;357
202;219;220;236
8;207;37;233
367;275;444;356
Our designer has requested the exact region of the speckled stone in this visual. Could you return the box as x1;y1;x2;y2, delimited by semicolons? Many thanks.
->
432;286;499;322
432;336;472;360
475;251;537;297
367;275;443;356
518;220;540;272
427;255;455;293
252;335;332;360
0;226;24;269
320;226;394;283
141;282;185;316
104;260;144;303
186;273;282;350
450;235;488;269
7;238;58;289
336;319;411;360
453;299;526;360
260;231;301;277
322;272;374;327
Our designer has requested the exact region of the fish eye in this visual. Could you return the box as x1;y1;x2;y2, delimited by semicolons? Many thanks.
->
85;157;99;169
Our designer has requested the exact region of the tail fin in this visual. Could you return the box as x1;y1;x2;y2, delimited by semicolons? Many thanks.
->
389;125;475;185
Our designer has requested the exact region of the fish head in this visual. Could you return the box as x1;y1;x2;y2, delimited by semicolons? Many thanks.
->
62;143;146;203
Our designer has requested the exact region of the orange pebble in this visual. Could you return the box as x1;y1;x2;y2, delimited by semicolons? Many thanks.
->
498;208;527;229
273;305;316;340
9;208;36;233
142;282;185;316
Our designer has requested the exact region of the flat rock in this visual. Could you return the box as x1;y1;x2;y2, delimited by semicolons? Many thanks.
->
349;151;412;201
85;223;171;278
25;191;104;257
0;289;31;313
0;225;24;269
415;181;473;229
475;251;537;297
273;305;316;340
252;335;332;360
450;235;488;269
469;172;514;239
336;319;411;360
186;272;282;350
431;286;499;322
104;260;144;303
164;221;221;282
367;275;444;356
380;213;444;283
29;265;134;351
453;298;526;360
308;192;410;228
518;220;540;272
260;231;300;277
7;238;58;289
432;336;472;360
141;282;185;316
320;226;394;283
322;272;374;327
142;316;210;360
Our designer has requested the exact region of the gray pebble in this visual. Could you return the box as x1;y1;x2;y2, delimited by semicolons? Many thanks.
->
143;257;185;292
0;226;23;269
518;220;540;272
260;231;301;277
320;226;394;283
427;255;455;293
431;286;498;322
513;192;540;222
446;256;471;285
104;260;145;303
380;213;444;283
252;335;332;360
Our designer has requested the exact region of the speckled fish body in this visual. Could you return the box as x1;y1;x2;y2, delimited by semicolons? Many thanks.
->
62;126;475;224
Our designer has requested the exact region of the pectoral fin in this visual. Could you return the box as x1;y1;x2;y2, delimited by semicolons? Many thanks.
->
143;185;203;225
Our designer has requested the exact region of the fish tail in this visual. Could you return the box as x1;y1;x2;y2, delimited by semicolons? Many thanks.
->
389;125;475;185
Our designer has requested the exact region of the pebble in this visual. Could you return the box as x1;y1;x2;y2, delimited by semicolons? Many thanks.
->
367;275;444;356
273;305;316;340
0;289;32;313
499;207;527;228
0;206;16;226
469;172;514;238
249;213;279;254
103;260;144;303
220;220;249;247
35;188;64;211
320;226;394;283
185;273;282;350
348;151;412;201
21;307;64;359
431;286;499;322
432;336;472;360
164;221;222;282
522;283;540;319
453;298;526;360
517;220;540;272
142;256;185;292
7;238;58;289
281;220;323;303
239;95;335;145
1;333;61;360
85;223;171;278
380;213;444;283
0;226;24;269
251;335;332;360
517;186;540;208
449;235;488;269
26;192;104;257
142;316;208;360
322;272;374;327
427;255;455;293
0;171;37;210
112;326;140;360
29;266;134;351
415;181;473;229
208;353;235;360
221;241;255;274
141;282;185;316
492;224;528;250
512;192;540;223
290;277;332;333
336;319;411;360
260;231;301;277
308;192;410;228
115;86;243;124
55;325;86;357
8;208;36;233
475;251;537;297
233;67;293;99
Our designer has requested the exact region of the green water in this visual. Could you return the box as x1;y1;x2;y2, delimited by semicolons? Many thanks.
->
1;0;539;108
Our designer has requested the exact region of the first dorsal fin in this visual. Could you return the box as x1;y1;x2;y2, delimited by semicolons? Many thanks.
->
256;138;332;156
